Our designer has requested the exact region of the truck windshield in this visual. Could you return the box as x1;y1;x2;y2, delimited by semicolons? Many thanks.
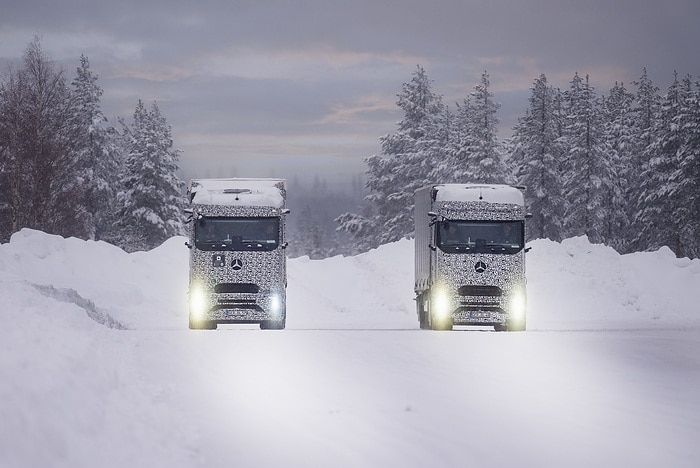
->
437;220;524;254
194;217;279;251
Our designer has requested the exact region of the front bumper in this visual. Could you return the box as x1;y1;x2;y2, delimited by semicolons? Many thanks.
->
190;288;285;323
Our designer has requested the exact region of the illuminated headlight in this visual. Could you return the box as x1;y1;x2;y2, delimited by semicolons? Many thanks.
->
432;287;453;320
269;293;282;316
507;287;526;321
189;285;208;319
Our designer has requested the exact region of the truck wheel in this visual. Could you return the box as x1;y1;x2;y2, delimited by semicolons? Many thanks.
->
189;316;217;330
417;295;428;329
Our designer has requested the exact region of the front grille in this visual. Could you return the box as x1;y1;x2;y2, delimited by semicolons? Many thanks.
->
214;283;260;294
213;299;263;312
457;305;504;313
217;298;257;305
458;285;502;297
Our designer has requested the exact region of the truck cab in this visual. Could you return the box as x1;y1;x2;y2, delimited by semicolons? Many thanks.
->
415;184;529;331
186;178;288;330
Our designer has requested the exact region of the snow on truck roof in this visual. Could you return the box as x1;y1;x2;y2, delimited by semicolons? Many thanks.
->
434;184;524;205
188;178;286;208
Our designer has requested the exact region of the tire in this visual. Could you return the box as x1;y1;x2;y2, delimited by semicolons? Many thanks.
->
417;294;428;329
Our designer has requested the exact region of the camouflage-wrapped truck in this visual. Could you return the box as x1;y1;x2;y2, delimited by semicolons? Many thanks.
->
186;178;288;330
415;184;529;331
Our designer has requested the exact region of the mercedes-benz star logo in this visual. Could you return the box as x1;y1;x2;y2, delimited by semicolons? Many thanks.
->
231;258;244;270
474;261;487;273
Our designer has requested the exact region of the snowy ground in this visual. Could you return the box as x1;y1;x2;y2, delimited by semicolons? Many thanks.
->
1;229;699;467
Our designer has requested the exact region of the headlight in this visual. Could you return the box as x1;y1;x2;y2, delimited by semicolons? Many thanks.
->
431;286;453;320
507;287;526;321
189;284;208;319
269;294;281;315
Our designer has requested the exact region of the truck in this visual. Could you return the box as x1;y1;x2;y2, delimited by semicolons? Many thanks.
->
414;184;529;331
185;178;289;330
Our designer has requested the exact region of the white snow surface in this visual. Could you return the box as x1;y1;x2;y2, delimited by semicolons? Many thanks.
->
1;228;699;468
435;184;524;205
189;178;285;207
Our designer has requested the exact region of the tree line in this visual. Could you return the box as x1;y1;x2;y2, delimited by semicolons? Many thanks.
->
339;66;700;259
0;38;185;251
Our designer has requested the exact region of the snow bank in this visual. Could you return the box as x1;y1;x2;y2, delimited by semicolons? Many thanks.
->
1;228;698;331
1;229;699;468
527;236;700;329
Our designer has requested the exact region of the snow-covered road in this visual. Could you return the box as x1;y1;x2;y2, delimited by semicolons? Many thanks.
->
1;230;699;467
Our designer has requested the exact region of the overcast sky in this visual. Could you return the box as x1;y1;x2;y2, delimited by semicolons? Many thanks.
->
2;0;699;190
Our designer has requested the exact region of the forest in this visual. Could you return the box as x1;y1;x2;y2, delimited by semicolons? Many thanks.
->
0;38;184;251
339;66;700;259
2;39;698;258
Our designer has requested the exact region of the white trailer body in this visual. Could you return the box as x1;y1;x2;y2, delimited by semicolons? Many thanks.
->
415;184;528;331
186;178;288;330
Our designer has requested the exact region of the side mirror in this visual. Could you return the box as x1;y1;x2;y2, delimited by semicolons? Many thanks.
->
429;244;437;251
525;212;533;219
281;242;289;249
281;208;290;215
185;241;193;249
525;247;532;253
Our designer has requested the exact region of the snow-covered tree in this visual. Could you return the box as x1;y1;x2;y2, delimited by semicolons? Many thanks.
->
636;73;698;256
70;55;122;241
117;100;185;251
560;73;615;243
670;77;700;258
441;72;508;184
0;38;87;241
600;81;636;250
337;65;447;249
510;74;566;241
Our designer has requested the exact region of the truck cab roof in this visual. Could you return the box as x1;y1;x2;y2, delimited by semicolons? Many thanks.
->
433;184;524;206
188;178;286;208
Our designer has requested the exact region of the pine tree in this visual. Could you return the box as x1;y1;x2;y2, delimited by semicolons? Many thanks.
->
117;100;185;251
337;65;447;249
671;77;700;257
510;74;566;241
600;81;635;251
633;71;676;253
561;73;614;243
70;55;122;241
467;71;509;183
638;73;699;257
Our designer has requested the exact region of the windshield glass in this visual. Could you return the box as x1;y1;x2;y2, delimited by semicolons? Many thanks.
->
437;220;524;254
194;217;279;251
